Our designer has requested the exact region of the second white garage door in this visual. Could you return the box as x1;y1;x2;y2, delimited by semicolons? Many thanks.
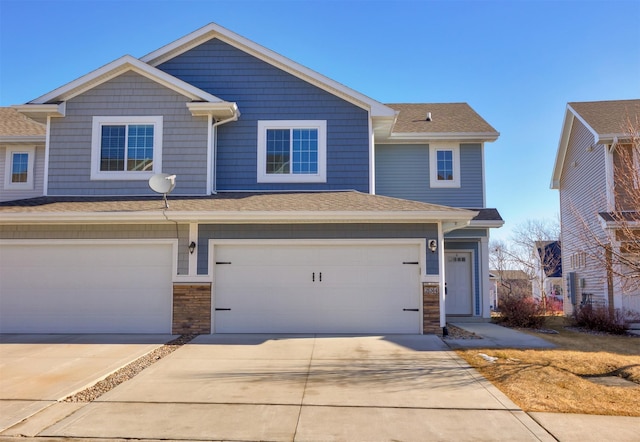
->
213;242;422;333
0;241;174;333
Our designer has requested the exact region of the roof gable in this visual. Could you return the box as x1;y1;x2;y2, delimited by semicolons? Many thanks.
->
27;55;224;104
140;23;396;119
551;99;640;189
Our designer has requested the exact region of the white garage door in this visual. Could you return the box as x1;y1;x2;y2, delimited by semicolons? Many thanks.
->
0;242;173;333
213;242;421;333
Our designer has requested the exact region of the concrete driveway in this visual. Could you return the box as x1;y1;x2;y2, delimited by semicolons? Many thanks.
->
0;334;172;432
1;334;553;441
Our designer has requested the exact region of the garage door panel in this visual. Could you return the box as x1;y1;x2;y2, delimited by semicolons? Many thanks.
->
214;243;421;334
0;243;173;333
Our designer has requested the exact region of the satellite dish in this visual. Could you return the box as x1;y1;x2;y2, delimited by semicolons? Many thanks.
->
149;173;176;208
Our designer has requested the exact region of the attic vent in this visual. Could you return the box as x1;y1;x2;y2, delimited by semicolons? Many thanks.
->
426;112;432;122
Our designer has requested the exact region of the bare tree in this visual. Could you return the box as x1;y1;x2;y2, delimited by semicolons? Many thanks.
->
490;218;561;311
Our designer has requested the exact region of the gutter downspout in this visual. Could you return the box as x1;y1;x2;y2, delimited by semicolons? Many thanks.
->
211;113;240;195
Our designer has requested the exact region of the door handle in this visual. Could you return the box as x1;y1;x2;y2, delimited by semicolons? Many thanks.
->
312;272;315;282
319;272;322;282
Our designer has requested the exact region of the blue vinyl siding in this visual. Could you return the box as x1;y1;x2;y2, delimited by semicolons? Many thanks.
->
157;39;370;192
375;143;484;208
47;72;209;196
197;223;439;275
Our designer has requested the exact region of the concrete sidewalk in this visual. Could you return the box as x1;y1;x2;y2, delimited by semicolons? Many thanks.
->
445;322;557;349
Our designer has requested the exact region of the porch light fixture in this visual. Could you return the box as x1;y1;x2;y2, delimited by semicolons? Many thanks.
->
188;241;196;254
428;239;437;253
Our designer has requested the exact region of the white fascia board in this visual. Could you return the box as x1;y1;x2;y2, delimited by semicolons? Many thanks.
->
140;23;396;118
12;103;66;123
0;210;477;225
187;101;240;118
469;219;505;229
550;109;575;189
381;131;500;144
29;55;222;104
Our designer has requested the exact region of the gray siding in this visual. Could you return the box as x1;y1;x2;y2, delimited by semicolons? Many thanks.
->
158;39;370;192
0;223;190;275
47;71;209;196
559;119;609;313
375;143;484;208
197;223;438;275
0;144;45;202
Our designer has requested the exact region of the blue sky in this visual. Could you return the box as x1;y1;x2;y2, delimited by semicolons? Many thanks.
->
1;0;639;241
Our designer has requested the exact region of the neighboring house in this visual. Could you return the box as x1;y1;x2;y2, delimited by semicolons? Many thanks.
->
551;99;640;316
532;240;563;303
0;108;46;202
0;23;502;334
489;270;531;310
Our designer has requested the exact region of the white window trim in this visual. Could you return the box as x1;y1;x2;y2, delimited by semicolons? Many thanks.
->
4;145;35;190
429;142;461;188
91;116;163;180
257;120;327;183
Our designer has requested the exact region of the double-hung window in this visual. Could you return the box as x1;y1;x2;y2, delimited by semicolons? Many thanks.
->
91;116;162;180
429;143;461;188
4;146;35;190
257;120;327;183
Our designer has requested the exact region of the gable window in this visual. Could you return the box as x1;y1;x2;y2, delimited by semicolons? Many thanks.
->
4;146;35;190
429;143;461;188
257;120;327;183
91;116;162;180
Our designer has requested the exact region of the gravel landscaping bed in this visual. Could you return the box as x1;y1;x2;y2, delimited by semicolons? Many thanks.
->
443;324;482;340
63;334;196;403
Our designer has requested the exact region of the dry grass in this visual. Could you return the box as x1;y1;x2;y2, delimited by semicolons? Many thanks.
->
455;317;640;416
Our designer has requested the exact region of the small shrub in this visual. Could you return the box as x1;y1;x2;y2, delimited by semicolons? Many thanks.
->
495;295;546;328
572;304;628;334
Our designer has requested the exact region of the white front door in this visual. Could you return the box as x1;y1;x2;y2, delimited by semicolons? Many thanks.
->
213;242;422;333
445;251;473;315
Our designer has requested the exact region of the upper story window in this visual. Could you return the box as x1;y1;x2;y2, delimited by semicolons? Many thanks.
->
257;120;327;183
91;116;163;180
4;146;35;190
429;143;460;188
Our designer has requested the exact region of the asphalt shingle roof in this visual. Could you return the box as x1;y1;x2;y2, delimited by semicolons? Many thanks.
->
0;107;46;137
0;191;474;215
386;103;498;135
569;99;640;136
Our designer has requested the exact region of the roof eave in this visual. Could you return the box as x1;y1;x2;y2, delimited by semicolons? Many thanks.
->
382;131;500;143
12;103;66;124
469;219;505;229
0;135;46;143
550;108;575;189
0;209;477;225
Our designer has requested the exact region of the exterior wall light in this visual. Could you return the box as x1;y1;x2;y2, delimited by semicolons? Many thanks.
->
189;241;196;254
428;239;437;253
